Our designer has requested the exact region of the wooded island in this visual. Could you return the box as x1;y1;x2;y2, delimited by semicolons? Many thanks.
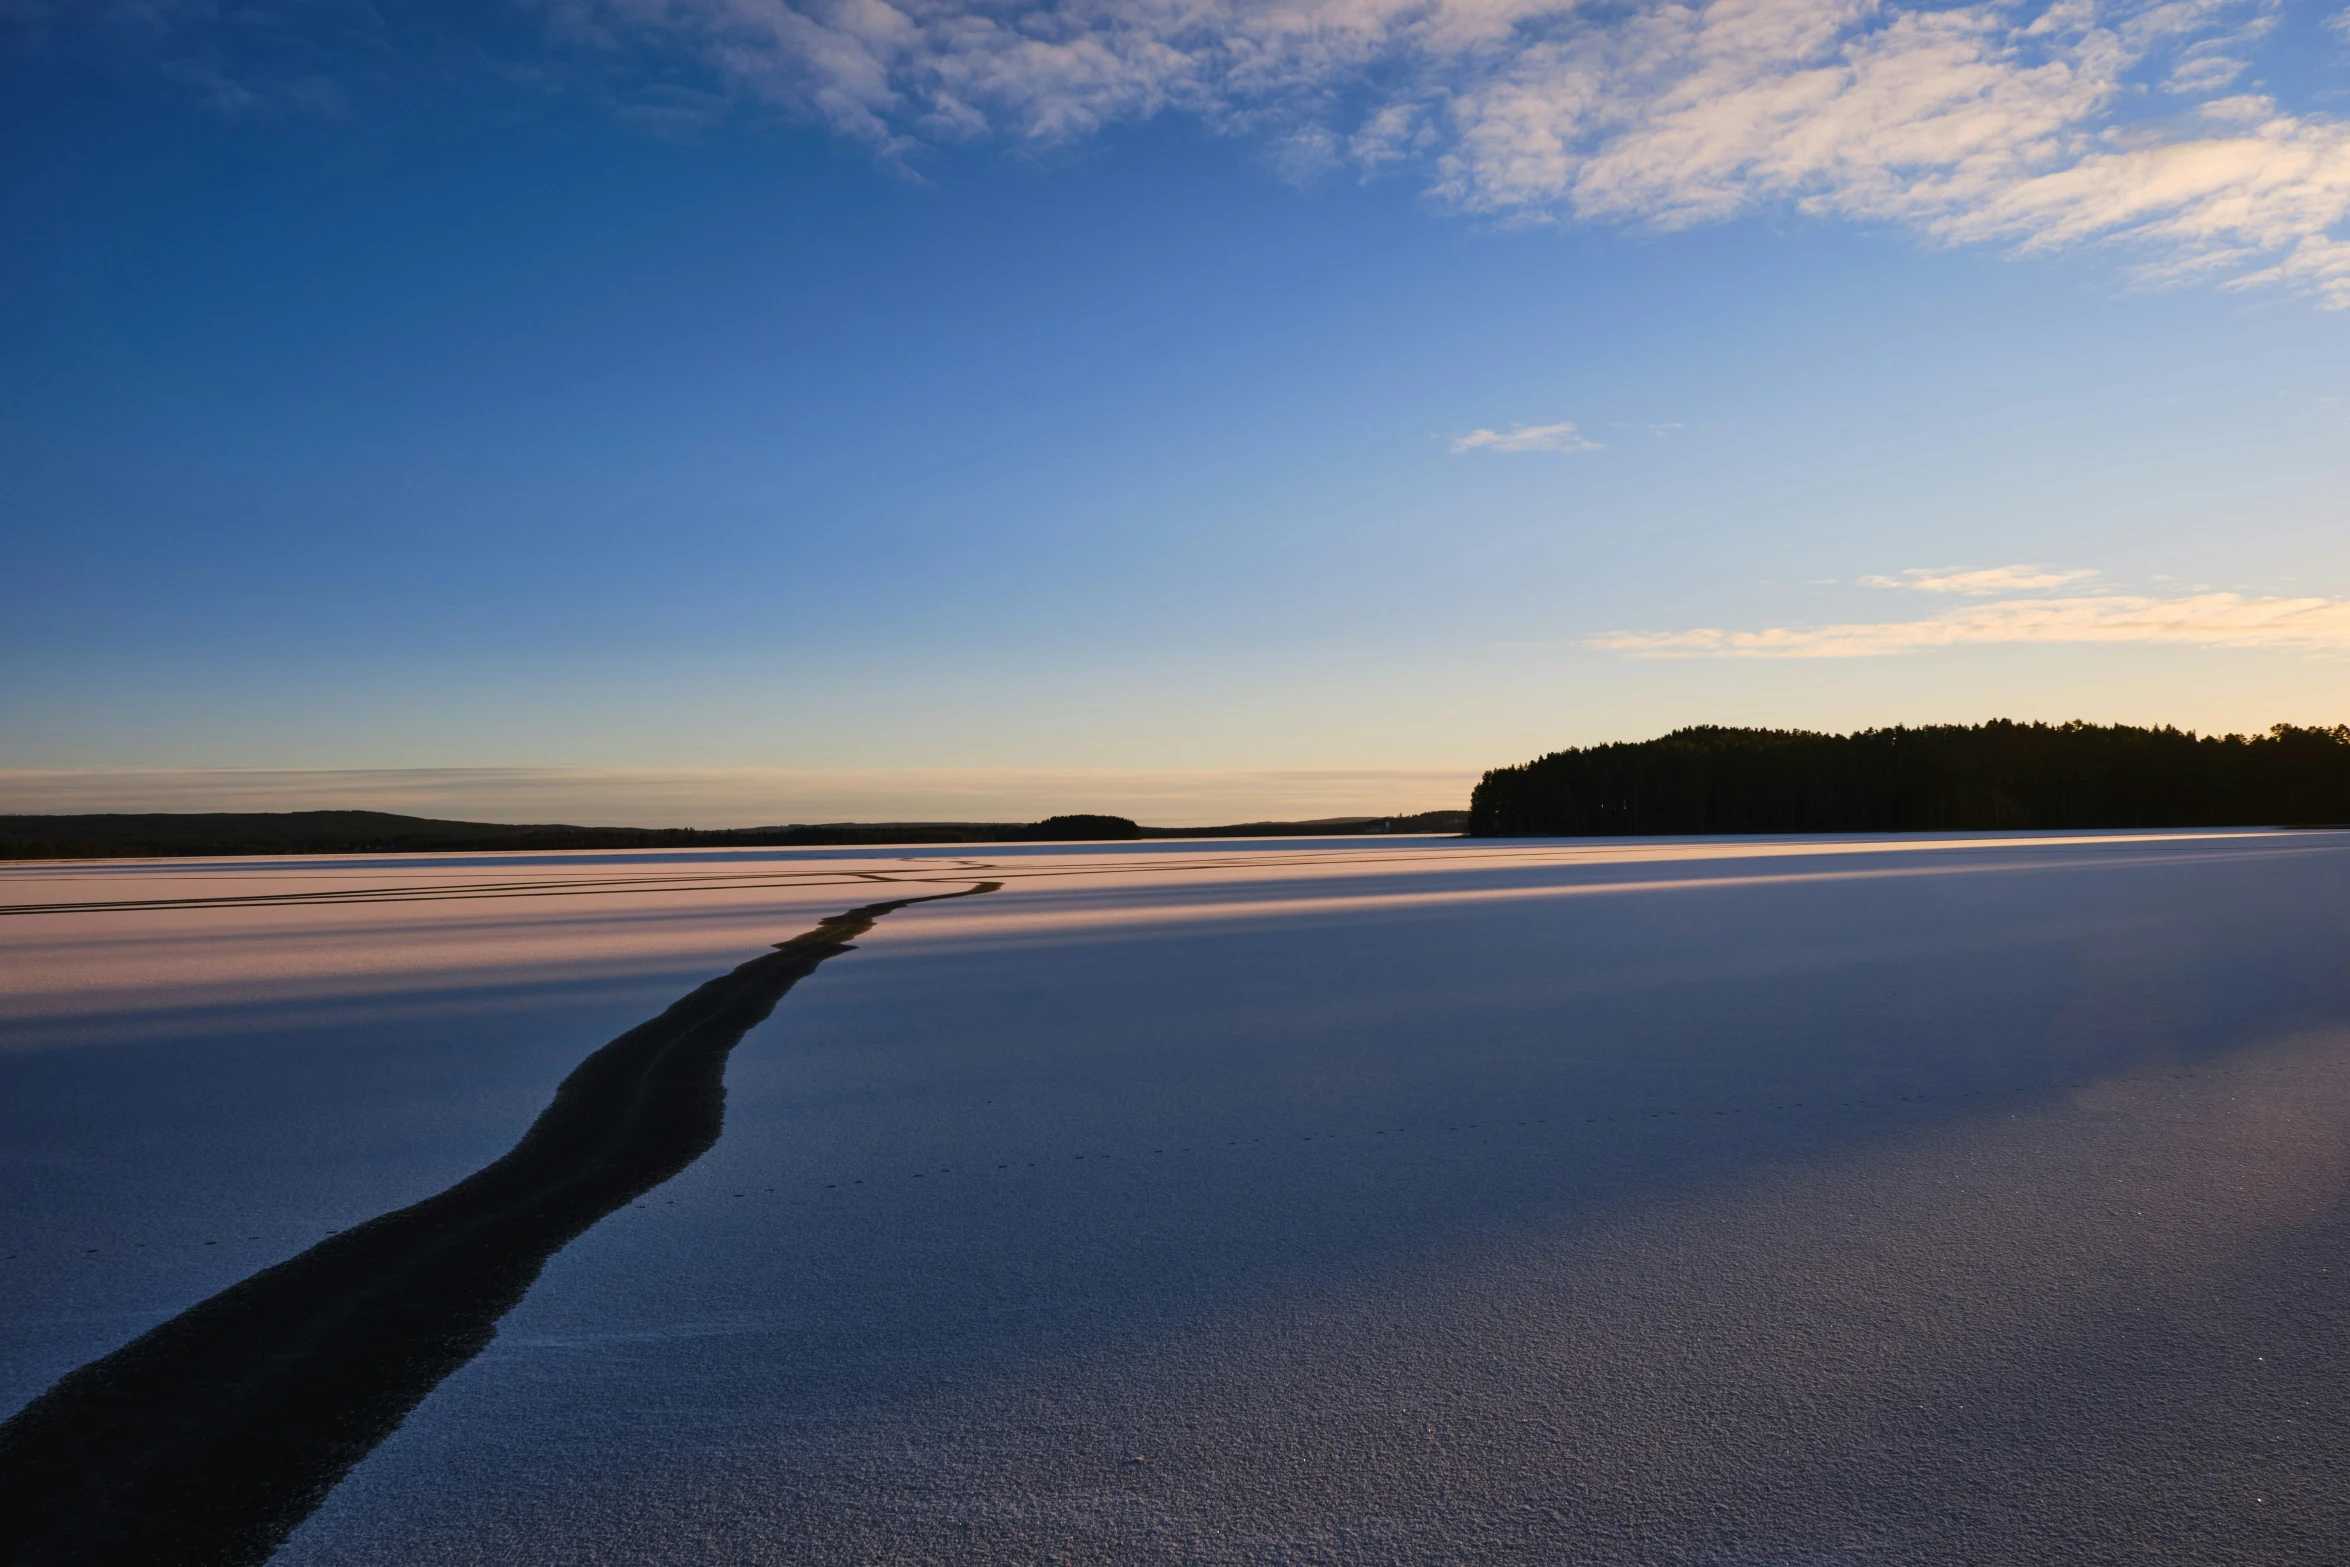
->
1470;721;2350;836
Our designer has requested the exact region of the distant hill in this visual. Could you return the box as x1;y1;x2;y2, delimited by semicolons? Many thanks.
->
1470;721;2350;836
0;808;1470;861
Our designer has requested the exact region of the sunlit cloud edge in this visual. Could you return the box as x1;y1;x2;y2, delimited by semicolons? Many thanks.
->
1591;589;2350;659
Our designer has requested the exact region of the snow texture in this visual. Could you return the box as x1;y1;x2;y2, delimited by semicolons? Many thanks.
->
6;830;2349;1563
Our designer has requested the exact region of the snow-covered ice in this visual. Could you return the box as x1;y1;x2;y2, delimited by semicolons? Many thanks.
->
6;830;2349;1563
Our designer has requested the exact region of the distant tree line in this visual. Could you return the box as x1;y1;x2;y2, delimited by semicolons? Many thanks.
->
1469;722;2350;836
0;809;1471;861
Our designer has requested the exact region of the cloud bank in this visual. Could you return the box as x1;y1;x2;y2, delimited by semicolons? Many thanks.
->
27;0;2347;303
535;0;2350;305
1593;566;2350;656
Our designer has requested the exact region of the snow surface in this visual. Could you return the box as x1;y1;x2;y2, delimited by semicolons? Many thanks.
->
7;831;2350;1563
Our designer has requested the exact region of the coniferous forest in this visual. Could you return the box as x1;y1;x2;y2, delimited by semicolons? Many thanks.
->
1469;721;2350;836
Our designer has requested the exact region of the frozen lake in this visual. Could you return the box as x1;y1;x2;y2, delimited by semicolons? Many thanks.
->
6;830;2349;1564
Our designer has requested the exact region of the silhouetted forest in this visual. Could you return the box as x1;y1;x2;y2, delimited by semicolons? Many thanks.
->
1469;722;2350;836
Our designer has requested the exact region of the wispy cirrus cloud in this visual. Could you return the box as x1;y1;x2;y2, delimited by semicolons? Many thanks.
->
1593;566;2350;656
1448;420;1602;454
25;0;2350;305
1856;564;2102;594
526;0;2350;306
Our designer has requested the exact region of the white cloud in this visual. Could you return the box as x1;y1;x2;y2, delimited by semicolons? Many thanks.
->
1592;587;2350;657
540;0;2350;306
2164;50;2247;94
1856;564;2101;593
1448;420;1603;453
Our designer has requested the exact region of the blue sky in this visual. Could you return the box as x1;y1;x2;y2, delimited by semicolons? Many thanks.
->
3;0;2347;822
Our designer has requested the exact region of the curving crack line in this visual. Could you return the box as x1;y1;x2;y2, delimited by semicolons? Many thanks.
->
0;882;999;1567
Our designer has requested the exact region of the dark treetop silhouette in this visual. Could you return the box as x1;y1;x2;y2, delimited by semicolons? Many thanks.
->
1470;721;2350;837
